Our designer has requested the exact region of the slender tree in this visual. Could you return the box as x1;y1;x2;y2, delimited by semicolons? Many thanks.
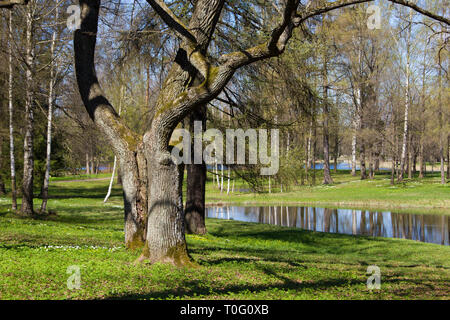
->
7;8;17;210
20;0;36;215
40;4;58;213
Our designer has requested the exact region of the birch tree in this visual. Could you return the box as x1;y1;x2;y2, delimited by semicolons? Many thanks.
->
20;0;36;215
40;3;58;213
7;9;17;209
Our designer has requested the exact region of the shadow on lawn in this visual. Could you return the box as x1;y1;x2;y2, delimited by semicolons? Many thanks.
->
47;185;122;200
208;221;390;247
103;271;363;300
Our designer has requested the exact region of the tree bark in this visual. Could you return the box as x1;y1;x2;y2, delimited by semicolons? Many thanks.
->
21;1;36;216
334;133;338;174
399;10;412;182
40;4;58;213
0;137;6;195
74;0;147;248
359;121;366;180
185;105;207;235
322;51;333;184
85;153;90;175
7;9;17;210
447;135;450;180
351;121;357;176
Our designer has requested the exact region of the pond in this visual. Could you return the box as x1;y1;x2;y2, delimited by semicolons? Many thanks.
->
206;206;449;245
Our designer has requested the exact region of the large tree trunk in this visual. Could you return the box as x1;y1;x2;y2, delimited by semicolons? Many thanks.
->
21;1;36;216
7;9;17;209
138;130;190;265
185;105;207;235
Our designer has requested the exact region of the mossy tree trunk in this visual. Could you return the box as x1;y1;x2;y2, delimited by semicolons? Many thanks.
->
74;1;147;249
185;105;207;235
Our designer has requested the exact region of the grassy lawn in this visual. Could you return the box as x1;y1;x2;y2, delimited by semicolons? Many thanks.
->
0;178;449;300
50;173;112;182
205;170;450;215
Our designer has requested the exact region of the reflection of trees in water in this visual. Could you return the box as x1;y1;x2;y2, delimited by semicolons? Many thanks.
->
212;206;449;245
442;215;445;245
324;208;331;233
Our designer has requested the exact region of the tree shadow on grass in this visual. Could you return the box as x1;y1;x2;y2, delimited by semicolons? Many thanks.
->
46;185;122;200
100;259;447;300
208;222;392;252
103;274;363;300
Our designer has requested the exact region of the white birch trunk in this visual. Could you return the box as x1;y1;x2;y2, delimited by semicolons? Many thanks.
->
21;1;36;215
399;10;412;181
8;10;17;210
40;5;58;213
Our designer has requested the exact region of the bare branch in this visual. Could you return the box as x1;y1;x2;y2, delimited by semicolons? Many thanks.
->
298;0;449;25
145;0;197;44
218;0;449;72
74;0;140;155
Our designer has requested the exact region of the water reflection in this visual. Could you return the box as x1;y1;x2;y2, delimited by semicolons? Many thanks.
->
206;206;449;245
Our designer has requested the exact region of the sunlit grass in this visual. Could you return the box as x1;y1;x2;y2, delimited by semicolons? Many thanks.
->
0;177;449;299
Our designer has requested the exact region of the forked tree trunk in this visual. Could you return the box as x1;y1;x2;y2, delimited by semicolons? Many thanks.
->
137;0;226;265
21;1;36;216
185;105;207;235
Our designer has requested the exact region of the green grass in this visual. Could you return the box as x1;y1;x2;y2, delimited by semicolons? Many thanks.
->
0;178;449;300
50;173;112;182
205;170;450;215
